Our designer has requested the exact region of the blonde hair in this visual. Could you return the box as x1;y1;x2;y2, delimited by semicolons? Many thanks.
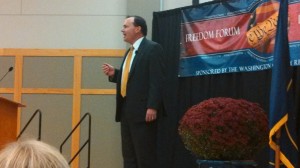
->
0;140;69;168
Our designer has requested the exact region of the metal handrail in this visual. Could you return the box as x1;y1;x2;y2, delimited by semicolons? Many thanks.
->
17;109;42;140
60;112;91;168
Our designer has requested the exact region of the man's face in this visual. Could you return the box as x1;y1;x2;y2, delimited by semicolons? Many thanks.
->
121;17;140;44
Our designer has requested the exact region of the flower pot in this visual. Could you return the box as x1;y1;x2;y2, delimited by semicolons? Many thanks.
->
197;160;257;168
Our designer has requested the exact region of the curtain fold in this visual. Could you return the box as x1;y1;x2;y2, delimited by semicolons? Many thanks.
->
153;9;184;168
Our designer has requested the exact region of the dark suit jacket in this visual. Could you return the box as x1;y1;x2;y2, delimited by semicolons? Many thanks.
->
110;38;166;122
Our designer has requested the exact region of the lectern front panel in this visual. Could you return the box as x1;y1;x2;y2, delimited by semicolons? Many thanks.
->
0;97;23;149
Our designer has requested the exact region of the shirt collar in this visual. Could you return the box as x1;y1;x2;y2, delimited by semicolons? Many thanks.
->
132;37;144;50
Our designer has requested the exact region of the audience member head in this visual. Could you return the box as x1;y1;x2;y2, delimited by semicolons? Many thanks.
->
0;139;69;168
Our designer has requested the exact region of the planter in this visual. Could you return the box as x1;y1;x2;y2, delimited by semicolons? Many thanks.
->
197;160;257;168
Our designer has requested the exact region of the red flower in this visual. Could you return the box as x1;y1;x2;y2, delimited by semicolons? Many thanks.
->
178;97;269;160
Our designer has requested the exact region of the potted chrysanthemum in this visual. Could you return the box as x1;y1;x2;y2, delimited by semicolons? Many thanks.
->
178;97;269;168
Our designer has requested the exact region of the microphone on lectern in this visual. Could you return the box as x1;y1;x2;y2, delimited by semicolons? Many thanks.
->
0;66;14;83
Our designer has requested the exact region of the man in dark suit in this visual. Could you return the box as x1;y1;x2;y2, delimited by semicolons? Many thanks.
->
102;16;165;168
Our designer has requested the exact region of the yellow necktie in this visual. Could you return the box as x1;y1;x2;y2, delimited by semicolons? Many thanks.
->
121;47;134;97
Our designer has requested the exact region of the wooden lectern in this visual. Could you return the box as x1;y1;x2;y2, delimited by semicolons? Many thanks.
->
0;97;25;149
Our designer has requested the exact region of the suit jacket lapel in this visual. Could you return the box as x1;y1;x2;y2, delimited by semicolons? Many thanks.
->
129;38;147;79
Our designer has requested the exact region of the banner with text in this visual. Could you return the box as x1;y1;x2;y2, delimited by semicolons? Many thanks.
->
179;0;300;77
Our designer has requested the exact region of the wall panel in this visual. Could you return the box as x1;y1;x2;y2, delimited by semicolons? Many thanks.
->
0;56;14;88
20;94;73;150
0;16;125;49
0;0;21;14
80;95;122;168
23;57;74;88
22;0;126;15
82;57;122;89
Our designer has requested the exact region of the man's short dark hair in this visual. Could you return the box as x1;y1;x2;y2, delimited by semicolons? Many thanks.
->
128;15;147;36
